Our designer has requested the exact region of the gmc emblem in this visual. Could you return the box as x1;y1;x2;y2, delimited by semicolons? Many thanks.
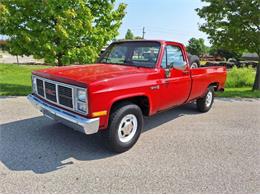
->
46;89;56;96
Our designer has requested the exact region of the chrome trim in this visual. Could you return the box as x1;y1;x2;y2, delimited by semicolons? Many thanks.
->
43;79;46;98
55;83;59;104
32;76;37;93
27;94;99;135
72;87;76;111
32;75;88;115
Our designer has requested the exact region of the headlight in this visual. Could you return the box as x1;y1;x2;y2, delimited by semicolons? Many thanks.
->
77;102;86;112
77;89;86;102
32;76;37;93
75;88;87;114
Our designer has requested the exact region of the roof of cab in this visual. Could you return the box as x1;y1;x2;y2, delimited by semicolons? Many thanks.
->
113;39;183;45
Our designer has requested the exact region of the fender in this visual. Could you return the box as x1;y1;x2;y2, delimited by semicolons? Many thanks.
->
97;92;154;129
108;93;153;114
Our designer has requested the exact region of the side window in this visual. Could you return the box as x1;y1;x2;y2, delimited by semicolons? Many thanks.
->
166;45;186;69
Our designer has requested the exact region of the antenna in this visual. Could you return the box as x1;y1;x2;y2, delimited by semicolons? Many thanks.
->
142;27;146;39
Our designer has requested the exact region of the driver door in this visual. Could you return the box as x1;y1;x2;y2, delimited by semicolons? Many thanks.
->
158;44;191;110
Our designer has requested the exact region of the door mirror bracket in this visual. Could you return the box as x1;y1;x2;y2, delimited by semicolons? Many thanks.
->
165;68;171;78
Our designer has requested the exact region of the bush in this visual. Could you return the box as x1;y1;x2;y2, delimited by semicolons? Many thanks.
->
225;66;255;88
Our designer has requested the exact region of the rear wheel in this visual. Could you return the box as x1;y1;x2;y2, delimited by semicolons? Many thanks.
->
107;103;143;153
196;87;214;112
190;61;199;69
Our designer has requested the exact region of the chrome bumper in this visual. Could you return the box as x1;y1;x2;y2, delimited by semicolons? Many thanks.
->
27;94;99;135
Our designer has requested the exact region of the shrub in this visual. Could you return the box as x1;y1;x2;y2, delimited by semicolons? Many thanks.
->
225;66;255;88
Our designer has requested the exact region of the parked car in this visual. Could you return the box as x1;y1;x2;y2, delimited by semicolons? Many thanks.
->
28;40;227;152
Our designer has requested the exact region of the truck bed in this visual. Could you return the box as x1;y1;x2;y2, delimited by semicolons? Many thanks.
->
189;66;227;100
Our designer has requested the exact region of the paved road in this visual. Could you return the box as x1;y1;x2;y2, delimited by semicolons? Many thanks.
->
0;97;259;193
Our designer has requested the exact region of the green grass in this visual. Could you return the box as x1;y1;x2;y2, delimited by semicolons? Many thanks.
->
225;66;256;88
0;63;259;98
0;63;51;96
216;87;260;98
215;66;260;98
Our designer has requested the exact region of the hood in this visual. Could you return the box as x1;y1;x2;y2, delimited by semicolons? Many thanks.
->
33;63;154;86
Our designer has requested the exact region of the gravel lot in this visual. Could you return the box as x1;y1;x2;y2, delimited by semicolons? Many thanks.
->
0;97;259;193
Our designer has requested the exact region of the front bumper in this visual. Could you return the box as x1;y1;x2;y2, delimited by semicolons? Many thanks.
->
27;94;99;135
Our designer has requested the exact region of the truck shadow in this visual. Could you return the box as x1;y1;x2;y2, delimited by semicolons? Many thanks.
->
143;103;199;132
0;103;200;174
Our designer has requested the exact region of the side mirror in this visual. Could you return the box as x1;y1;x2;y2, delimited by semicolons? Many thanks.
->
171;61;186;71
164;61;187;78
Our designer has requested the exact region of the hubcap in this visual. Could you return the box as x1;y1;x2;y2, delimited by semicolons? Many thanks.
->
205;91;213;107
118;114;138;143
191;62;198;69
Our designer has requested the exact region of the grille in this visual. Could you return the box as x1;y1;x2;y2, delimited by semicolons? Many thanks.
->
35;77;74;110
45;82;57;102
36;79;44;96
58;85;73;108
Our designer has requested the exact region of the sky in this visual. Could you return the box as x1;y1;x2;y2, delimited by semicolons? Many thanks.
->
116;0;209;45
0;0;209;45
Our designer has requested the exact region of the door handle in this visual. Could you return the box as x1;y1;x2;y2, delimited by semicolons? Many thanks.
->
162;79;169;84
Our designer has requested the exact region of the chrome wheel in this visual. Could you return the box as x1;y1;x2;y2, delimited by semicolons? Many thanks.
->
118;114;138;143
205;91;213;107
190;62;198;69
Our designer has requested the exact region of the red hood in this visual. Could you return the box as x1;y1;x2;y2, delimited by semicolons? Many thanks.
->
33;63;153;86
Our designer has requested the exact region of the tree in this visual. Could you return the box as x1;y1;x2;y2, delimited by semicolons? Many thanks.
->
0;0;126;66
134;36;143;40
196;0;260;90
125;29;134;40
186;38;207;56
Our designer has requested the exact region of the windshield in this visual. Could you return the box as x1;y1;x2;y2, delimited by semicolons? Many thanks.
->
98;41;161;68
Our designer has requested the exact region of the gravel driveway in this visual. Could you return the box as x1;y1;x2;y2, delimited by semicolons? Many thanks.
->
0;97;259;193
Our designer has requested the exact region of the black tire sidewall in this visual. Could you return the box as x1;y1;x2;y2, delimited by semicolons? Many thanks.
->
191;62;199;69
108;104;143;152
197;87;214;112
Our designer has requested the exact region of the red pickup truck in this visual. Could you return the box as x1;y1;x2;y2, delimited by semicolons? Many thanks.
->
28;40;226;152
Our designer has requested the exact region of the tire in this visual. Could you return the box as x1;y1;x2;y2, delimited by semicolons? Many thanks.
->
107;102;143;153
190;61;199;69
196;87;215;112
188;54;200;68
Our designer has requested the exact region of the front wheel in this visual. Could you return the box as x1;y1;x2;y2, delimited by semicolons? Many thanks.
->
108;103;143;153
196;87;215;112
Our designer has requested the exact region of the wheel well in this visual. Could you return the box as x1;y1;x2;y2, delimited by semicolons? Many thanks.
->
110;96;150;116
208;82;219;91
